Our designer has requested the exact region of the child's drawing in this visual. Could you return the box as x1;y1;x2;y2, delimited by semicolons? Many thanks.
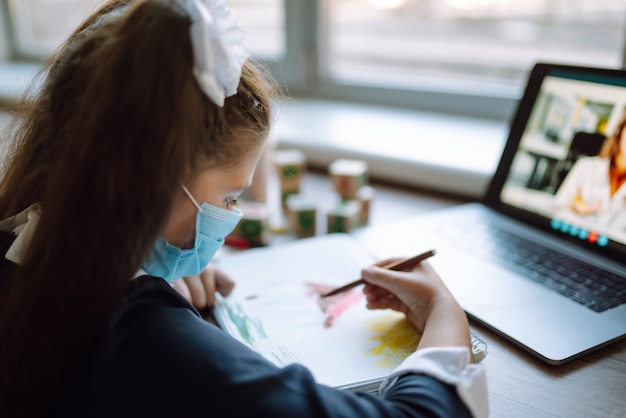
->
366;311;421;369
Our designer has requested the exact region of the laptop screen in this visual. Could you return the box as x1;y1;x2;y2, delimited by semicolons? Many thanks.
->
487;63;626;262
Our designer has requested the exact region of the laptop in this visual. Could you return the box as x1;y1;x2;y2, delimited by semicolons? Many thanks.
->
356;62;626;365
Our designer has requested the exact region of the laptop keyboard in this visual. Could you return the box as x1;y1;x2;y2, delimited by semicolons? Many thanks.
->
439;221;626;313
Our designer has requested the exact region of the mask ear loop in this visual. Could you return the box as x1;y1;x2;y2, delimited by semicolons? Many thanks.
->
181;184;203;211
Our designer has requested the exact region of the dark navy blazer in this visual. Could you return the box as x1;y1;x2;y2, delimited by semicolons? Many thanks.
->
0;231;472;417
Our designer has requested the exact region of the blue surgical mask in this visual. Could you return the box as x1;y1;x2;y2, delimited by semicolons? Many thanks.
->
142;185;242;282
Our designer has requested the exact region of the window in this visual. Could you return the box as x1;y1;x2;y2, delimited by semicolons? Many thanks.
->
6;0;105;58
231;0;284;60
4;0;285;59
327;0;626;88
312;0;626;118
4;0;625;119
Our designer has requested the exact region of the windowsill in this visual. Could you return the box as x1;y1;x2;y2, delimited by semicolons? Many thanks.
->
273;98;509;199
0;61;509;200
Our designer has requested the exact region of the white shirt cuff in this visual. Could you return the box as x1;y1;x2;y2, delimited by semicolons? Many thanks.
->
379;346;488;418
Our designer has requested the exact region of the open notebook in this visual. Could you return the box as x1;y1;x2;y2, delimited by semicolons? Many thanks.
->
213;234;487;392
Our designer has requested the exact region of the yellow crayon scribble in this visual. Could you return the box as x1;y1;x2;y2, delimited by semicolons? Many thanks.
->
365;311;421;369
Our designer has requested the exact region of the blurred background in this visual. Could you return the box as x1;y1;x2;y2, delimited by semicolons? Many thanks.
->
3;0;625;99
1;0;625;196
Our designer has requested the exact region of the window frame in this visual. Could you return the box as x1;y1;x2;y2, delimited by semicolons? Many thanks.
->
0;0;16;61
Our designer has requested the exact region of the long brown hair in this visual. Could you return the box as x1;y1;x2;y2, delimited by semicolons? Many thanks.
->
0;0;276;415
599;111;626;160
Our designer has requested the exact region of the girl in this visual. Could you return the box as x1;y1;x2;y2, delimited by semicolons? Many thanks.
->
0;0;486;417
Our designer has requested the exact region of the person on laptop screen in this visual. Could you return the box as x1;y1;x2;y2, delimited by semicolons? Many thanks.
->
554;111;626;233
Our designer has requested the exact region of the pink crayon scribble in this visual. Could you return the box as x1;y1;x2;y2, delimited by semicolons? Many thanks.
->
305;283;363;328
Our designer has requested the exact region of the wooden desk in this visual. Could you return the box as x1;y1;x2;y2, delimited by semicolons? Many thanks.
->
278;170;626;418
478;321;626;418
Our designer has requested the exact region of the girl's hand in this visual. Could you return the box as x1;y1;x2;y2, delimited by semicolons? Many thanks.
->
361;259;450;333
172;264;235;309
361;258;470;352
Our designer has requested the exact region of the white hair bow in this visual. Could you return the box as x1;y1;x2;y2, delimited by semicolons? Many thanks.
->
184;0;249;106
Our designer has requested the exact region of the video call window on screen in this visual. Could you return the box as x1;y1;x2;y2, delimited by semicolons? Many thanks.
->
500;71;626;246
